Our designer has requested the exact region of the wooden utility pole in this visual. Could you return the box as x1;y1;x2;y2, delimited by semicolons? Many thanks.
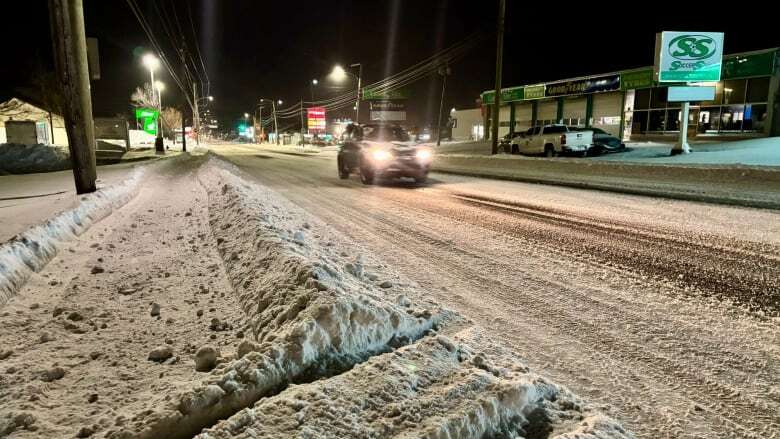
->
49;0;97;193
490;0;506;155
181;104;187;152
436;65;451;146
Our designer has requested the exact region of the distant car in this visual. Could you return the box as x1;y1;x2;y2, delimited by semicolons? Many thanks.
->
337;123;432;185
572;127;625;154
510;124;593;157
498;133;513;153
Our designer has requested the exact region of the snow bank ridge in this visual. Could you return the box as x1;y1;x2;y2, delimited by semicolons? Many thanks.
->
0;168;145;306
129;159;452;438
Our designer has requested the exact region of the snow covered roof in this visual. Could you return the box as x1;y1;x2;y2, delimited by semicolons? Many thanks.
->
0;98;64;126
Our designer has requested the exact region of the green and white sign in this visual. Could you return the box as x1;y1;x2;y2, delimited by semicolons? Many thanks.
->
135;108;159;136
654;31;724;82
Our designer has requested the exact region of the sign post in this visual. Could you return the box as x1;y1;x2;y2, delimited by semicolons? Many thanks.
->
654;31;723;155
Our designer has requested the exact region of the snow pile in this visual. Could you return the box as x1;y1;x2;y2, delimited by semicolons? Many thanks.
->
127;158;455;437
0;143;71;174
0;167;145;305
196;329;631;438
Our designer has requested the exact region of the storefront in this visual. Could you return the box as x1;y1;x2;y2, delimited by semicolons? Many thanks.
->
481;47;779;141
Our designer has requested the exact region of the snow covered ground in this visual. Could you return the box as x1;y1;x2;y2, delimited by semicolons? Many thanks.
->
0;144;71;174
598;137;780;166
0;153;630;438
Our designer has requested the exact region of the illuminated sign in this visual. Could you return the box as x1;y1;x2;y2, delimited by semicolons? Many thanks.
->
654;31;724;82
134;107;158;136
545;74;620;97
307;107;326;133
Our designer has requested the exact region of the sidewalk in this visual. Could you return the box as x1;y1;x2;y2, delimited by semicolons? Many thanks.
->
431;154;780;209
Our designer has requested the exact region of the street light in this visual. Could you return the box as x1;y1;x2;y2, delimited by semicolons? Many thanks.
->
244;112;249;119
310;79;318;101
329;63;362;123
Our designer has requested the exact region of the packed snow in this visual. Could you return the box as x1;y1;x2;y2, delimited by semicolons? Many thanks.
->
0;167;144;305
0;143;70;174
0;154;630;438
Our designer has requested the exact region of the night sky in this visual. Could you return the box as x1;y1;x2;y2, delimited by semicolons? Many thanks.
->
2;1;778;129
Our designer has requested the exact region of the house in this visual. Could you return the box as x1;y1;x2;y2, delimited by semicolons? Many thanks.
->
0;97;67;146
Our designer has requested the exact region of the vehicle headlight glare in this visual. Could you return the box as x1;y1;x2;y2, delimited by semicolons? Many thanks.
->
371;150;391;161
416;149;432;161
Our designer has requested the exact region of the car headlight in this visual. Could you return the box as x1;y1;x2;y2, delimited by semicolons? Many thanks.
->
371;149;391;161
416;149;432;161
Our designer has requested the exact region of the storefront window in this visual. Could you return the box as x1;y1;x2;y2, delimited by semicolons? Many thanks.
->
743;104;768;132
650;87;668;109
723;80;747;105
631;111;648;134
698;107;720;133
634;89;651;110
720;105;744;132
666;109;680;131
648;110;666;131
746;77;770;103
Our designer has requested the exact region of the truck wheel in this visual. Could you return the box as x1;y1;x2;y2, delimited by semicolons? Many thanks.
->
414;173;428;184
359;166;374;185
337;157;350;179
545;146;555;158
511;144;519;154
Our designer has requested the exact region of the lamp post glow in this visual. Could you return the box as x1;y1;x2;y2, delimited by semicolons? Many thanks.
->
329;63;362;123
142;54;160;107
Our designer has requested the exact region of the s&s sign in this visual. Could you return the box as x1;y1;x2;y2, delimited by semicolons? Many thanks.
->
654;31;724;82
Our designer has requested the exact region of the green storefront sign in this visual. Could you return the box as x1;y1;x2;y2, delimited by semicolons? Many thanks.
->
620;69;654;90
523;85;545;99
482;87;524;105
722;51;776;79
135;108;159;136
361;87;410;100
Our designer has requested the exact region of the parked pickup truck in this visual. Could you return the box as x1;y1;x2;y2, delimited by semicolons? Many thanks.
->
510;125;593;157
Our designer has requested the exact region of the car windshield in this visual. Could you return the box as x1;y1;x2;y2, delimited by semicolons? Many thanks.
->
362;125;410;142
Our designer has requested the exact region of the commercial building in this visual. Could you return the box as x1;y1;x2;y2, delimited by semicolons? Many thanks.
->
0;98;67;145
480;47;779;141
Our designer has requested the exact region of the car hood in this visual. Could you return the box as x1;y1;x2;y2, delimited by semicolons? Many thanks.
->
363;140;420;151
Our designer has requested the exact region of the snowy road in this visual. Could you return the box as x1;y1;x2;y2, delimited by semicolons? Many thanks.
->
209;143;780;439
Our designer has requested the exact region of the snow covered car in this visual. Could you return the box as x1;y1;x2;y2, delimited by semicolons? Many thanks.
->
337;123;433;185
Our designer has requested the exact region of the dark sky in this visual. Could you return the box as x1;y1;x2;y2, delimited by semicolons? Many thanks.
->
2;1;778;129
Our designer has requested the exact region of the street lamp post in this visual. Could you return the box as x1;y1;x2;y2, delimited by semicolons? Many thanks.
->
311;79;318;101
350;63;362;124
155;81;165;149
142;54;164;152
330;63;362;124
260;98;281;145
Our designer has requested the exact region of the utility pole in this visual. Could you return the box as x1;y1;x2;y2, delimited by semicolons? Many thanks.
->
192;82;200;146
436;65;451;146
181;102;187;152
272;100;279;145
490;0;506;155
49;0;97;194
299;98;305;147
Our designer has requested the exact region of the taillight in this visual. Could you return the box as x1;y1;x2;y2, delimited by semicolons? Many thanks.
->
560;134;566;145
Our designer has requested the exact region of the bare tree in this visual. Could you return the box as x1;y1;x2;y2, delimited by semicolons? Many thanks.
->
160;106;182;140
130;82;157;108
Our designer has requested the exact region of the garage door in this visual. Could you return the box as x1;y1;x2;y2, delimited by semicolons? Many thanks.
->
592;92;623;136
562;97;586;127
537;100;558;125
514;103;533;131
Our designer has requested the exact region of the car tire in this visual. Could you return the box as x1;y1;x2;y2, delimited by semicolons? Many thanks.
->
544;146;555;158
337;157;350;179
414;173;428;184
511;144;519;155
359;166;374;185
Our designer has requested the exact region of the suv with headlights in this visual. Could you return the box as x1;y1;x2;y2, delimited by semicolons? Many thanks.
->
337;123;432;185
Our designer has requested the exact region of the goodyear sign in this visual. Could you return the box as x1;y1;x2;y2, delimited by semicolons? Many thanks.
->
654;31;724;82
545;74;620;97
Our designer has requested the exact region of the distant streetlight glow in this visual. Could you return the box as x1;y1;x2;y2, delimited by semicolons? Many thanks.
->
330;65;347;82
312;79;318;85
154;81;165;92
142;54;160;71
208;96;214;101
277;100;283;105
451;107;456;113
244;113;249;119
